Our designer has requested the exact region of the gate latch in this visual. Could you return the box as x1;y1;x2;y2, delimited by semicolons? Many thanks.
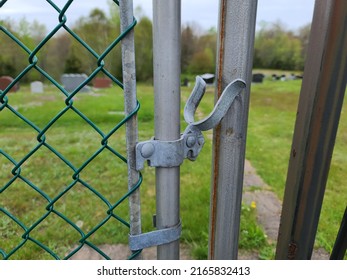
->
130;76;246;251
135;76;246;171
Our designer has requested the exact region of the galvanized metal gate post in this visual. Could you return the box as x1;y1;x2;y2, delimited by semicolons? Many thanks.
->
152;0;181;260
119;0;142;259
209;0;258;260
276;0;347;260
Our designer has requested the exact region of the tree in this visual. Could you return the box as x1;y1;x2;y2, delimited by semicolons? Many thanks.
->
134;16;153;81
297;23;311;66
43;33;71;81
181;23;217;75
181;25;197;73
64;48;83;73
189;48;214;74
253;21;305;70
0;19;33;81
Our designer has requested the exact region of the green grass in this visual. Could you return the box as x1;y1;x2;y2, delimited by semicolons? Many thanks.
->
1;79;345;259
247;80;347;257
180;84;271;259
1;82;269;259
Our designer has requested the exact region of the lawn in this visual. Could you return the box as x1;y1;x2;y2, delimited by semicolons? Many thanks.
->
0;82;267;259
1;78;345;259
247;79;347;255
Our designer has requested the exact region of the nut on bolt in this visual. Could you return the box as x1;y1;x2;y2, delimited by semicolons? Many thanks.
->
186;136;196;148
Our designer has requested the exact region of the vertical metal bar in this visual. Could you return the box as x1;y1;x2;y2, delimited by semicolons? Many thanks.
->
119;0;142;259
275;0;347;260
152;0;181;260
330;207;347;260
209;0;257;260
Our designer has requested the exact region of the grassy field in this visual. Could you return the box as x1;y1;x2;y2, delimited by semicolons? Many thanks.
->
247;79;347;256
0;83;268;259
1;78;345;259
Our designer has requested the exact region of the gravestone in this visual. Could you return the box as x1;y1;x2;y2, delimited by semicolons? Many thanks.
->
0;76;19;92
252;73;265;83
182;77;189;87
93;77;112;89
61;74;90;93
30;81;44;93
288;73;296;80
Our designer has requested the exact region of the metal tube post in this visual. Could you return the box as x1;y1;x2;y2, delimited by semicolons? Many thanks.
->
209;0;257;260
119;0;142;259
276;0;347;259
152;0;181;259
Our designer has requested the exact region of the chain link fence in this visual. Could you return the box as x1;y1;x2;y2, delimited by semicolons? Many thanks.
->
0;0;142;260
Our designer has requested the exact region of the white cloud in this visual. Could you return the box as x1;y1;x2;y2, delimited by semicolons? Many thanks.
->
1;3;46;15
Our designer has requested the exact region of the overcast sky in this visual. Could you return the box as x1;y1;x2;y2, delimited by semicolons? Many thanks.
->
1;0;315;32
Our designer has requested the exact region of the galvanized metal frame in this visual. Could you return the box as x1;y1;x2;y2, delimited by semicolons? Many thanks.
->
208;0;258;260
119;0;142;260
142;0;346;260
276;0;347;260
152;0;182;260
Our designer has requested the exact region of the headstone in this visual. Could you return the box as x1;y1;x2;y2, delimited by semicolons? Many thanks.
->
252;73;265;83
288;73;296;80
61;73;91;93
93;77;112;89
182;77;189;87
200;73;215;84
30;81;44;93
0;76;19;92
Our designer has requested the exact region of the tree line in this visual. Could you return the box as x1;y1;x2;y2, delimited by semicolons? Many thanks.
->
0;7;310;84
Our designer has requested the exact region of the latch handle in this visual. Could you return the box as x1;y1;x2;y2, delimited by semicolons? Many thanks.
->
184;76;246;131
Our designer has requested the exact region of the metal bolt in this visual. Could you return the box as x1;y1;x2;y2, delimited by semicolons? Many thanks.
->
186;136;196;148
198;136;204;146
140;142;155;158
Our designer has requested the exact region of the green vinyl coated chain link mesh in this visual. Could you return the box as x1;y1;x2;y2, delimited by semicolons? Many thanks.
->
0;0;142;259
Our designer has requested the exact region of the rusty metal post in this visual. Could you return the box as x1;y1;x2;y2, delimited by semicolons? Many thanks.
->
209;0;257;259
276;0;347;259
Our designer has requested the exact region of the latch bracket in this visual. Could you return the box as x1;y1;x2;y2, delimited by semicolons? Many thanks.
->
131;76;246;251
129;221;182;251
136;125;204;170
135;76;245;171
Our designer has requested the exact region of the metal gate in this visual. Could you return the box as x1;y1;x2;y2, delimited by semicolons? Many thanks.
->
2;0;345;261
0;0;253;260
